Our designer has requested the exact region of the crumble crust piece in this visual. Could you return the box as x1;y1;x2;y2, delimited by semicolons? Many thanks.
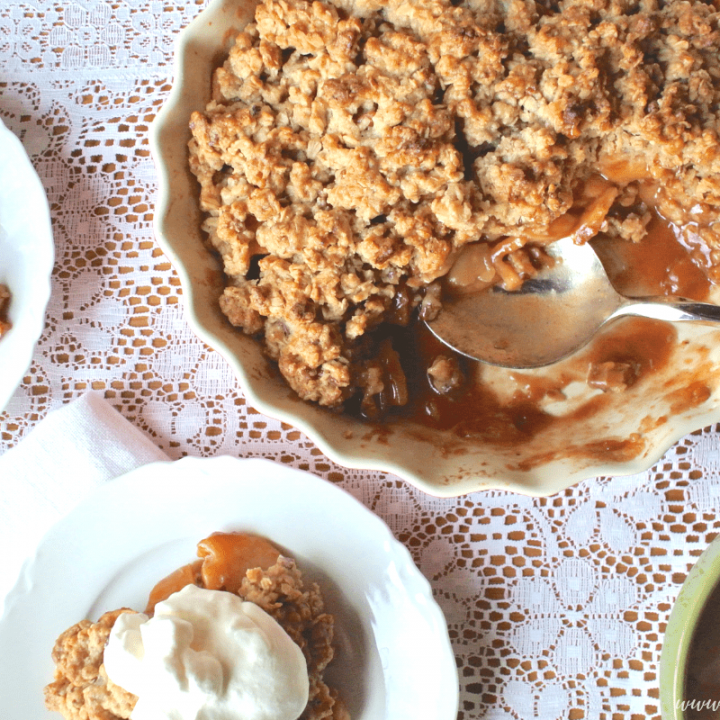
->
44;608;137;720
189;0;720;409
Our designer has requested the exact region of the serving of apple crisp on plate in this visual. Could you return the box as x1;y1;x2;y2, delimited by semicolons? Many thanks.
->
45;531;348;720
152;0;720;494
0;457;458;720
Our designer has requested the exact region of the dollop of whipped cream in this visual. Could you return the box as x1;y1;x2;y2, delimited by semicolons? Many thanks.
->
103;584;309;720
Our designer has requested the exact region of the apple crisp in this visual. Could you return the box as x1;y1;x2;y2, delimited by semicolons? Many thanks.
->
44;534;348;720
0;284;10;338
189;0;720;415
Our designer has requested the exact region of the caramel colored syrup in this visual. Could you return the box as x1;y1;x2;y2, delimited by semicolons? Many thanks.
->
362;178;716;462
381;315;676;446
592;212;712;302
146;560;203;614
591;167;714;301
145;532;281;613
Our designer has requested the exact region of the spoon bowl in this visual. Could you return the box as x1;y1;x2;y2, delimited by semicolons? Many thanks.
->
426;237;720;368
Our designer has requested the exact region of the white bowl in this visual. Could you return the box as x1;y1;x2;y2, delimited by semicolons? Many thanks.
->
0;118;54;412
150;0;720;497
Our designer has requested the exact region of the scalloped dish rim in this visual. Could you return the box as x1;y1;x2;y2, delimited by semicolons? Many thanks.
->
148;0;720;497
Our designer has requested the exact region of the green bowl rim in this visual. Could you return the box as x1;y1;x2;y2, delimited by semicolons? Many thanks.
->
660;533;720;719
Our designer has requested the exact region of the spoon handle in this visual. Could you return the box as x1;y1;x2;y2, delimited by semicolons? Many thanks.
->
612;296;720;324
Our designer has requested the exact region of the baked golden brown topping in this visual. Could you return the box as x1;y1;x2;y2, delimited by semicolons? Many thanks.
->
189;0;720;412
44;609;138;720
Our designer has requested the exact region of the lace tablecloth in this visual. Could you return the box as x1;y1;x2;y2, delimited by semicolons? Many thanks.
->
2;2;720;718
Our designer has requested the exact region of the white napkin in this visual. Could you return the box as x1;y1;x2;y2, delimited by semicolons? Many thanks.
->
0;391;169;601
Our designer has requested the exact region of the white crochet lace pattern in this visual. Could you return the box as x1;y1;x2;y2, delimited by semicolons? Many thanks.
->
2;2;720;718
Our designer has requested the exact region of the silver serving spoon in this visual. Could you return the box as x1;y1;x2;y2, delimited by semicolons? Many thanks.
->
426;236;720;369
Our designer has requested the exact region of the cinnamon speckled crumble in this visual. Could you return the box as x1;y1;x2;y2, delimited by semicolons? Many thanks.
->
189;0;720;414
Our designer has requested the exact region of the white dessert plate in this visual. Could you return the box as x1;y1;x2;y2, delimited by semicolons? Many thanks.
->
0;117;54;412
0;455;458;720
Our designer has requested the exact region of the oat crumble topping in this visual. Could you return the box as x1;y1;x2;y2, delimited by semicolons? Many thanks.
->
189;0;720;412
